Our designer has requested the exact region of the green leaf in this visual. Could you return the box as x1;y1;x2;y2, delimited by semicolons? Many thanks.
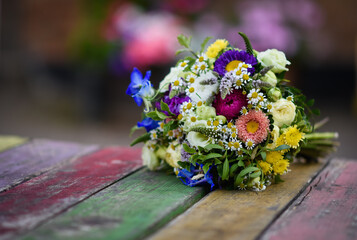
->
274;144;290;151
306;99;315;107
202;163;212;173
203;153;223;161
234;167;260;186
222;158;230;180
146;111;161;121
155;109;168;120
229;163;239;176
238;32;253;55
200;36;212;53
160;101;173;115
130;132;150;146
251;146;259;160
176;49;189;56
274;174;284;183
238;159;245;167
177;34;191;49
312;108;320;116
183;143;196;154
214;159;222;164
204;144;225;151
250;170;261;178
260;151;266;161
129;125;143;137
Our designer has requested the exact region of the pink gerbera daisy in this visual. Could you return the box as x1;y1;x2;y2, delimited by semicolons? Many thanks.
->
235;110;270;144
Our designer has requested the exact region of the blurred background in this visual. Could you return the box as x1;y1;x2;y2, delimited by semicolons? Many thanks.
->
0;0;356;158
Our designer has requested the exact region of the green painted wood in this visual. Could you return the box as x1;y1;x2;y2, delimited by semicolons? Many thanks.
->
22;168;208;240
0;135;28;152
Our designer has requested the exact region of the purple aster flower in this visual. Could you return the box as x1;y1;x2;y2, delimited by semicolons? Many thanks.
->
212;89;248;121
137;117;159;132
214;50;257;76
156;93;190;116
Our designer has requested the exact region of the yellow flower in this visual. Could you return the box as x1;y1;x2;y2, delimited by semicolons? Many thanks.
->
284;125;304;149
273;159;290;175
266;151;284;164
206;39;229;58
258;161;272;175
276;134;289;153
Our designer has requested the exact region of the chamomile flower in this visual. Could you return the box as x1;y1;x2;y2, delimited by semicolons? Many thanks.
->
171;77;185;91
240;106;248;115
245;139;255;150
196;54;208;63
247;88;263;105
198;61;209;73
150;130;158;140
286;95;294;102
186;74;196;84
157;122;165;132
233;78;245;89
265;102;273;113
178;60;189;70
180;100;194;115
231;141;242;151
191;63;200;73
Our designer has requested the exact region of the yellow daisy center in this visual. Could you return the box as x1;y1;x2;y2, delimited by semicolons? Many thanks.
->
231;132;237;138
199;56;204;62
247;141;253;147
173;80;180;86
247;120;259;133
200;65;206;71
168;130;173;136
189;87;195;93
236;70;242;76
243;74;249;81
180;62;187;67
213;120;219;126
197;101;202;106
252;92;258;98
226;60;242;72
207;120;212;126
233;142;240;149
242;64;248;68
189;77;195;83
227;122;233;128
186;102;192;109
177;114;183;120
228;142;234;148
191;116;197;122
236;80;242;86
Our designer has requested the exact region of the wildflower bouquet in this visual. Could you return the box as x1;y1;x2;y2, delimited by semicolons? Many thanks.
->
127;33;338;191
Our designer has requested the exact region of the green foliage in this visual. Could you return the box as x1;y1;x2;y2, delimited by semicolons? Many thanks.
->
183;143;196;154
238;32;253;55
177;34;192;49
274;144;290;151
222;158;230;180
130;132;150;146
234;167;260;187
200;37;212;53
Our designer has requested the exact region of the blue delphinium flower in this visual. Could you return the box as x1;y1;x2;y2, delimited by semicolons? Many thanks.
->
137;117;159;132
126;68;154;107
178;164;215;190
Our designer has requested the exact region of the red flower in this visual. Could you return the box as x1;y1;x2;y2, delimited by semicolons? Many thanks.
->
212;89;248;121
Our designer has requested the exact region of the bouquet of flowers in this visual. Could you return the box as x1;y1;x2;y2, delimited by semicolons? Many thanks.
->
126;33;338;191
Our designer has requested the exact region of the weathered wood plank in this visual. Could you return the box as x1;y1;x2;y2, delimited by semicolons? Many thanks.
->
260;159;357;240
21;168;208;240
0;135;28;153
150;161;326;240
0;139;98;192
0;147;142;240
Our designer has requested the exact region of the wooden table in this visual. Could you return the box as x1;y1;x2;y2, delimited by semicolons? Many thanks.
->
0;136;356;240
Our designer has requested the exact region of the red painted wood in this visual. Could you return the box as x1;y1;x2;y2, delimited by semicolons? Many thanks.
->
261;159;357;240
0;147;142;239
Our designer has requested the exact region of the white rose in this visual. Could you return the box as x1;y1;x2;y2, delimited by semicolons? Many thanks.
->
187;131;212;148
159;67;186;93
257;49;291;74
272;99;296;127
261;70;277;87
165;142;182;168
189;71;219;103
142;142;161;170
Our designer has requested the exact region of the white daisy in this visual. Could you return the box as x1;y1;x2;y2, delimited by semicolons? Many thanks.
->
247;88;263;105
245;139;255;150
178;60;189;70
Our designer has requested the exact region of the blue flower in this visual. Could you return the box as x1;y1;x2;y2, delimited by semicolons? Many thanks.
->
126;68;153;106
178;164;215;191
137;117;159;132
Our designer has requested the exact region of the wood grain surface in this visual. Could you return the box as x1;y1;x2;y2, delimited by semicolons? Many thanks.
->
0;135;28;153
0;147;142;240
150;161;326;240
0;139;98;192
260;159;357;240
21;168;208;240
